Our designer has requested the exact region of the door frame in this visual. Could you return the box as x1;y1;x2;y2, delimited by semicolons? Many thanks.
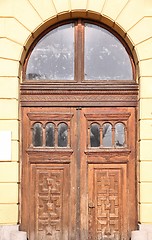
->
20;18;139;239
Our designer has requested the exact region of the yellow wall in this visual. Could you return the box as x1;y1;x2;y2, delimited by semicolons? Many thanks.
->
0;0;152;225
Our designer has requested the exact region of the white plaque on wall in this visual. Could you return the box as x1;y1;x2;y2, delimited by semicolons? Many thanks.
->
0;131;11;161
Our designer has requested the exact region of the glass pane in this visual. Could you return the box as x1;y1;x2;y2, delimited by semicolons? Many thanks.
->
26;24;74;80
85;24;133;80
58;123;68;147
115;123;125;147
33;123;43;147
102;123;112;147
90;123;100;147
46;123;54;147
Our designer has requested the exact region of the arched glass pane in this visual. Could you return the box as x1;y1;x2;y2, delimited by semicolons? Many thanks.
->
26;24;74;80
32;123;43;147
90;123;100;147
45;123;54;147
115;123;125;147
102;123;112;147
58;123;68;147
85;24;133;80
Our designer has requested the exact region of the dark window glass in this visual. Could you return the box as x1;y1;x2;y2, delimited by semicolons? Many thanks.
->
26;24;74;80
102;123;112;147
90;123;100;147
46;123;54;147
58;123;68;147
115;123;125;147
32;123;43;147
85;23;133;80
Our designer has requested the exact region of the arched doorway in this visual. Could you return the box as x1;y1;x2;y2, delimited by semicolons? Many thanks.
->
21;19;138;240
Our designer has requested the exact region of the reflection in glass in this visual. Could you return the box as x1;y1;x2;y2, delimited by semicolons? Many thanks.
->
26;24;74;80
90;123;100;147
46;123;54;147
32;123;43;147
115;123;125;147
102;123;112;147
85;24;133;80
58;123;68;147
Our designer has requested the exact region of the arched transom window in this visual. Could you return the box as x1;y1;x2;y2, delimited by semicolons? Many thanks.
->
24;20;134;82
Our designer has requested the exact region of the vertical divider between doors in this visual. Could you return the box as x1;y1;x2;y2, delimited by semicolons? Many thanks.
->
76;107;81;239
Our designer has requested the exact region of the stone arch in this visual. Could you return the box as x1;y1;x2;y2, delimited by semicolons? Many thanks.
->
8;0;152;229
20;8;139;239
1;0;152;233
15;0;151;228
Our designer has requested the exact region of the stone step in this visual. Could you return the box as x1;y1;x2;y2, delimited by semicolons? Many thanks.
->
131;224;152;240
1;224;152;240
0;225;27;240
131;232;152;240
10;231;27;240
131;230;147;239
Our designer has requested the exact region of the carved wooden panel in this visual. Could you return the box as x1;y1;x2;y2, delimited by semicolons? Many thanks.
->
88;164;127;240
30;164;69;240
20;82;138;107
21;91;138;107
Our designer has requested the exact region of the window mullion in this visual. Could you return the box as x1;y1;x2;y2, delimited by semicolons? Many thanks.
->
75;19;84;83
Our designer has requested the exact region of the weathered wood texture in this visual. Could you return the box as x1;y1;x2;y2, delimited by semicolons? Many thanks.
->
21;107;137;240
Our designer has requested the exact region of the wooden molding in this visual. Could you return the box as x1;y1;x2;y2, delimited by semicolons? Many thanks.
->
20;83;138;107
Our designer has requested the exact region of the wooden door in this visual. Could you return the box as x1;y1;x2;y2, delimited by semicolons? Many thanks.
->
21;106;136;240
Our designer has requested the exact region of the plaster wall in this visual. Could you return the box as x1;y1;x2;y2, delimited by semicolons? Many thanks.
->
0;0;152;225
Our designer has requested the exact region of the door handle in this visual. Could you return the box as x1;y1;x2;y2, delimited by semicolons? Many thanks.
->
88;202;95;208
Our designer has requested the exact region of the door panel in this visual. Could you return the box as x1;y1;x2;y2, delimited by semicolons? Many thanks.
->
80;107;136;240
30;164;69;240
21;107;136;240
88;164;127;240
21;107;77;240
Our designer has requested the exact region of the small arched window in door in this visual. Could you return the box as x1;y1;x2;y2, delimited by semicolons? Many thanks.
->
32;122;43;147
45;123;55;147
115;123;125;147
58;122;68;147
102;123;112;147
90;123;100;147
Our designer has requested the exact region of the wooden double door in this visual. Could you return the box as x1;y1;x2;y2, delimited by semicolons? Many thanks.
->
21;106;137;240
